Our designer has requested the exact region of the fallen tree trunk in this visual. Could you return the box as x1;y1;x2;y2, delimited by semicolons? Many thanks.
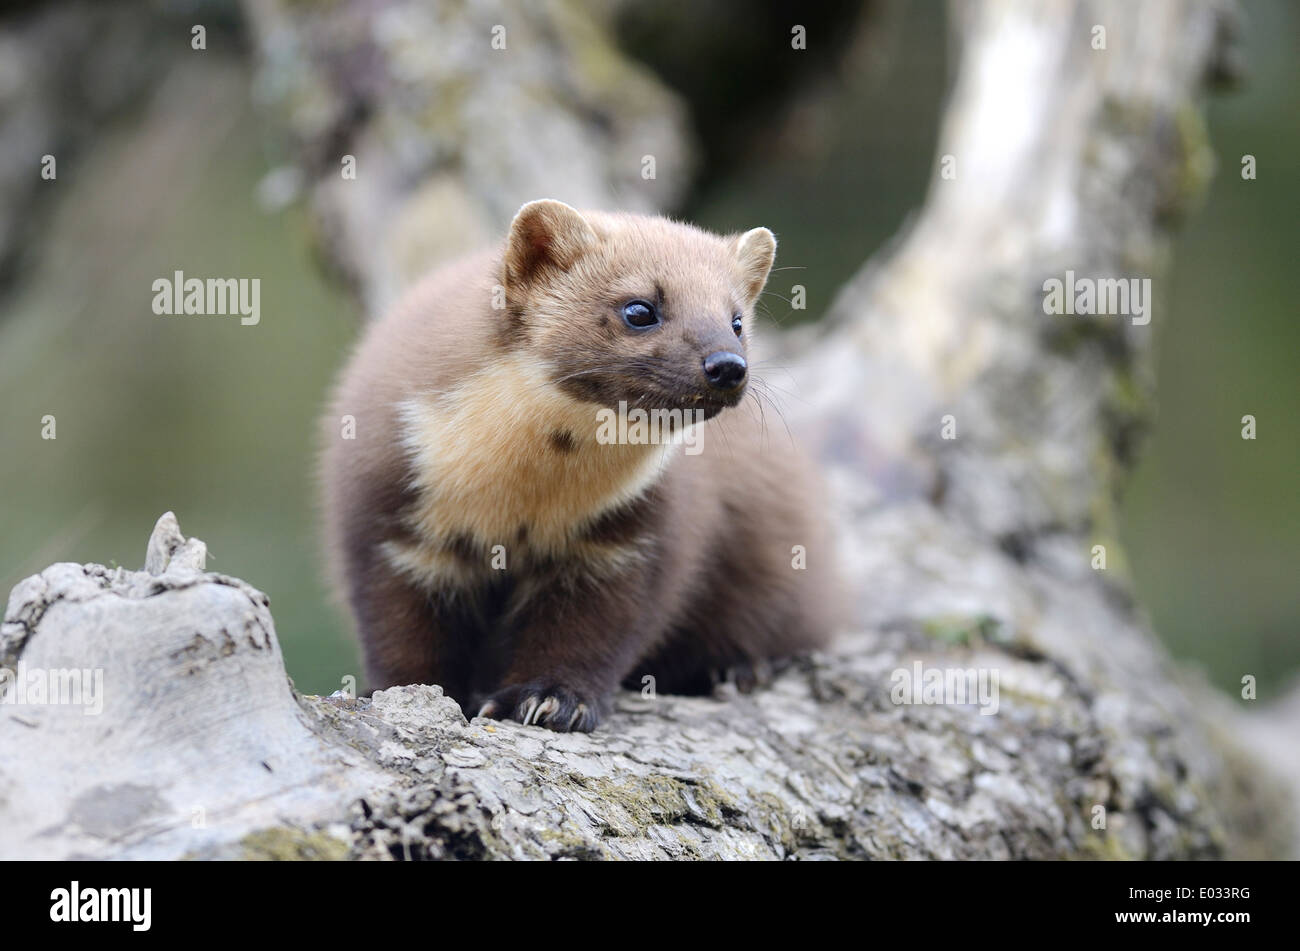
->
2;0;1293;860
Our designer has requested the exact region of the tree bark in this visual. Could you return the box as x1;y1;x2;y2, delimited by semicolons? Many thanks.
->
3;0;1294;860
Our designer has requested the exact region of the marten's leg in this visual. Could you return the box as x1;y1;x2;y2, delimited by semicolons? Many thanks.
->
626;510;838;695
345;543;477;706
476;566;664;732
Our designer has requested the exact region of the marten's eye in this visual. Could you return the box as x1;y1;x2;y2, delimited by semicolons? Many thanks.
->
731;315;744;337
622;299;659;330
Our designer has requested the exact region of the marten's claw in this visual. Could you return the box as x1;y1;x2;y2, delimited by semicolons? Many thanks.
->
710;657;773;694
478;682;604;732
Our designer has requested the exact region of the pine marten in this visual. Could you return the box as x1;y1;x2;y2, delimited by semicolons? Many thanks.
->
320;199;839;732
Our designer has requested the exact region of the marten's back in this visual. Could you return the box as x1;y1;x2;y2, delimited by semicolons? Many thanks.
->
319;249;498;592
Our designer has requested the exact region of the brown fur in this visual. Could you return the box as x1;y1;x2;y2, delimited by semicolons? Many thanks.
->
320;200;841;731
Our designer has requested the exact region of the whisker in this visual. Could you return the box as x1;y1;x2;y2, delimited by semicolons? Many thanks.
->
748;382;795;449
760;290;794;307
751;376;808;407
751;387;769;449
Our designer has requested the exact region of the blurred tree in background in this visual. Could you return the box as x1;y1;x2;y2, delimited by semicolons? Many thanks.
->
0;0;1294;699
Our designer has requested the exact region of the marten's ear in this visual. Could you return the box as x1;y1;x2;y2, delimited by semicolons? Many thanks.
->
504;199;597;289
733;227;776;306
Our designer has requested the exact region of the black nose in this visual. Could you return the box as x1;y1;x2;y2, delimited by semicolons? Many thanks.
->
702;350;747;390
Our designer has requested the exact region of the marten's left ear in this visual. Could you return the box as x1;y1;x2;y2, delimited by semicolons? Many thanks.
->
505;199;597;289
733;227;776;305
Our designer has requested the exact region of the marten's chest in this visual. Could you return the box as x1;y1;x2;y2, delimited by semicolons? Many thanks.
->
383;355;670;588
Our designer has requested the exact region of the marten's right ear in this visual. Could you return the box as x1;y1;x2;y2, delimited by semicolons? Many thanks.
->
733;227;777;306
504;199;597;289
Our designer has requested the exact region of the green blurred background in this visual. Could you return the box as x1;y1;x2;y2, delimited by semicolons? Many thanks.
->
0;1;1294;699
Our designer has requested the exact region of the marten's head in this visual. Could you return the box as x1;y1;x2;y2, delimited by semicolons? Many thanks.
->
501;199;775;421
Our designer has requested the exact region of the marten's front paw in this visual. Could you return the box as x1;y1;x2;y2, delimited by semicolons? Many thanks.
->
477;682;604;733
711;657;775;694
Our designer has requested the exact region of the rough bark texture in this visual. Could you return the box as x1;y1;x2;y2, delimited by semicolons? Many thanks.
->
2;0;1295;860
